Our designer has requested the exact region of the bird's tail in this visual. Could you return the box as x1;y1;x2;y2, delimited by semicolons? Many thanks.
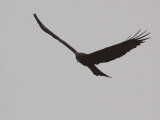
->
88;65;111;78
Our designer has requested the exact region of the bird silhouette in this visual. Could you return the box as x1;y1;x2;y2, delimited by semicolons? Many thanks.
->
33;14;150;78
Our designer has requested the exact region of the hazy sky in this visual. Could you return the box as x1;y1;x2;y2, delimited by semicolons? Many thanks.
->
0;0;160;120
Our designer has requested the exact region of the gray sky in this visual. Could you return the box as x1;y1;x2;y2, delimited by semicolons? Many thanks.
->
0;0;160;120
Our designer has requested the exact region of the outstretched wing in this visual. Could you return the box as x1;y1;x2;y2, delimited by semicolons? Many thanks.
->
88;65;111;78
87;30;150;64
33;14;78;54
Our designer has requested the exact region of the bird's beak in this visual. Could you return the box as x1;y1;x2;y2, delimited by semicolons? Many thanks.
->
77;59;79;63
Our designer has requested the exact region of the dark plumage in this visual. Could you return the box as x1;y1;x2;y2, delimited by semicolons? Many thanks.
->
33;14;150;78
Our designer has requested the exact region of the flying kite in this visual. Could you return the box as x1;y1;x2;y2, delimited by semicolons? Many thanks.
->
33;14;150;78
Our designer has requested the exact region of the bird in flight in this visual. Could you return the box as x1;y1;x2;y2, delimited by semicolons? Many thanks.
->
33;14;150;78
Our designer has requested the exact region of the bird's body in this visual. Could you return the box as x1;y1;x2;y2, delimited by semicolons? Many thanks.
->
33;14;150;78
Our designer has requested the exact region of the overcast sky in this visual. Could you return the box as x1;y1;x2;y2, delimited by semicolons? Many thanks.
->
0;0;160;120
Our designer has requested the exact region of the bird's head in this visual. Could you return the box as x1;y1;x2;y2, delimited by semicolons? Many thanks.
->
75;53;87;63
